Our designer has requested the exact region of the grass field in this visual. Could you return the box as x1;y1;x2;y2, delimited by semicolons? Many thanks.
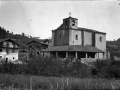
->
0;74;120;90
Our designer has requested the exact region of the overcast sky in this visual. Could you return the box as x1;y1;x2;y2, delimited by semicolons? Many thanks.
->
0;1;120;40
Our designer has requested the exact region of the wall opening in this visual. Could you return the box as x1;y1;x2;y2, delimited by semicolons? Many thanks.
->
100;36;102;42
72;20;75;26
60;33;61;38
76;35;78;40
0;49;2;52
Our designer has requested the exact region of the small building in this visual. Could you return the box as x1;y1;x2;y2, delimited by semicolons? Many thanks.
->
0;38;20;61
44;16;107;61
26;40;48;58
43;39;52;46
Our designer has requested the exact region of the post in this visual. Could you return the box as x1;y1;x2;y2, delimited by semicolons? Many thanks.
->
103;52;104;59
43;51;44;57
56;52;58;58
95;53;97;59
66;52;68;58
86;52;88;58
98;53;99;59
75;52;78;59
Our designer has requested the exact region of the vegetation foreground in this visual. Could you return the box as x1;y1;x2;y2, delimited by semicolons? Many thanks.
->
1;56;120;90
0;74;120;90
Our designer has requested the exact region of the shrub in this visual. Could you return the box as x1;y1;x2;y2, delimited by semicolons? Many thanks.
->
2;56;120;79
92;59;120;79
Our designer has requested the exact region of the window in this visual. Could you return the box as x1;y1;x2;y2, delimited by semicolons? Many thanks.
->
12;49;15;53
60;33;61;38
37;51;39;55
100;36;102;42
0;49;2;52
6;49;9;54
72;20;75;26
76;35;78;40
66;20;67;25
0;43;2;47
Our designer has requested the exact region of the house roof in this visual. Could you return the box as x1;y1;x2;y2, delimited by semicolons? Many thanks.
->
43;39;52;43
43;45;104;53
26;40;48;46
0;38;20;46
107;45;118;48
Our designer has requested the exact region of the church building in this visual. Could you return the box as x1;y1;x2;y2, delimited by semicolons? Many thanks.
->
44;16;106;61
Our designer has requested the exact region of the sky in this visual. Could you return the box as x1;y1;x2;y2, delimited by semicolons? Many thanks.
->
0;1;120;40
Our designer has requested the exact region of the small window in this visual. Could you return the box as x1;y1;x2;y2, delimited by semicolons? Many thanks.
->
66;20;67;25
37;51;39;55
6;49;9;54
12;49;15;53
60;33;61;38
76;35;78;40
0;49;2;52
100;36;102;42
72;20;75;26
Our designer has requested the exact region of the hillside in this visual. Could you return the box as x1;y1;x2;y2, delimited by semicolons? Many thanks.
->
0;26;45;49
107;38;120;49
107;38;120;57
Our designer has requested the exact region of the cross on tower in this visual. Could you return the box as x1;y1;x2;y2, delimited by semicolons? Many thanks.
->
69;12;71;17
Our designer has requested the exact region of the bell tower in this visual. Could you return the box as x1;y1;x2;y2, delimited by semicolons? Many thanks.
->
63;13;78;29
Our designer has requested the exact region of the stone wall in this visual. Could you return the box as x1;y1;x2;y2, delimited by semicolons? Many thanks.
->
69;30;82;45
84;31;92;46
54;30;69;46
95;33;106;59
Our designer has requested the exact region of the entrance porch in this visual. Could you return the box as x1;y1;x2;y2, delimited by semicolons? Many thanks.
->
50;51;104;60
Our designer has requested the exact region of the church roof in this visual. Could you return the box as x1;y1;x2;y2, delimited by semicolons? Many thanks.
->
53;16;106;35
54;25;106;34
77;27;106;34
63;16;78;20
43;45;104;53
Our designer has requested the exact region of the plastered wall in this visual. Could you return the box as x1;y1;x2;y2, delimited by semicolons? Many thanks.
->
69;30;82;45
54;30;69;46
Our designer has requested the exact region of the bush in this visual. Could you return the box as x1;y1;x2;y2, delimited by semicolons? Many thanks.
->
92;59;120;79
2;56;120;79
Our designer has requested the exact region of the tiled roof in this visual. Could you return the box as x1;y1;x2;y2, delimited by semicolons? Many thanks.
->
63;16;78;20
77;27;106;34
54;25;106;35
0;38;20;46
26;40;48;46
44;45;104;53
43;39;52;43
107;45;118;48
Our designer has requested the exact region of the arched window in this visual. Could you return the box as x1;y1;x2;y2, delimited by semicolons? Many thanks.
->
72;20;75;26
76;35;78;40
100;36;102;42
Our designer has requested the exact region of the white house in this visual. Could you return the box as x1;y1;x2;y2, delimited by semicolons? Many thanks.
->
0;39;20;62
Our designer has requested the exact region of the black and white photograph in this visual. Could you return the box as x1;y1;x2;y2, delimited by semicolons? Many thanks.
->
0;0;120;90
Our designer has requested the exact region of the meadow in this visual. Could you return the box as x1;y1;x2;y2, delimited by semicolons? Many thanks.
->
0;74;120;90
1;56;120;90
